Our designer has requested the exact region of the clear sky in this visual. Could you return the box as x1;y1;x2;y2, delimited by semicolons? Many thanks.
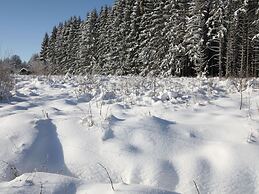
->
0;0;114;62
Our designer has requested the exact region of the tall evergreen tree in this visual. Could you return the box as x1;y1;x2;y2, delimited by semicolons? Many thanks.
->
40;33;49;63
53;23;65;74
108;0;127;75
96;6;111;72
47;26;58;67
162;0;192;76
252;5;259;76
184;0;207;76
125;0;142;75
206;0;227;77
80;10;99;74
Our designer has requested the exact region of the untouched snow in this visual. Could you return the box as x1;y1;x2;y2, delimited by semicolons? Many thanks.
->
1;75;259;194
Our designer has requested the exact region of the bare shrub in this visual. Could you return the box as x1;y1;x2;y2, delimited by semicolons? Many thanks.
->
30;61;50;75
0;64;14;100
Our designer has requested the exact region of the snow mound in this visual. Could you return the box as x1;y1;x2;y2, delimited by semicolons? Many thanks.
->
1;75;259;193
0;172;178;194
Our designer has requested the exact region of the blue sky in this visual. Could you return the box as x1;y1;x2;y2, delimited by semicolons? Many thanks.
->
0;0;114;61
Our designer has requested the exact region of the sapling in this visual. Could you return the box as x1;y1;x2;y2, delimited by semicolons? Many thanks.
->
233;78;247;110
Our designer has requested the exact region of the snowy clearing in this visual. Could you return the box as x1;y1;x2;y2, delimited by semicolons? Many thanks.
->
0;75;259;194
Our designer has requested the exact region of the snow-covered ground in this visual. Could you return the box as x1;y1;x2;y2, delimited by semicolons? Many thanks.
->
1;75;259;194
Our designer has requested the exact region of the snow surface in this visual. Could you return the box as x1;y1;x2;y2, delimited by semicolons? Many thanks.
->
1;75;259;194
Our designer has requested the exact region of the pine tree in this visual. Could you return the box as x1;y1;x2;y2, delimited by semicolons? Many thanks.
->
96;6;111;72
108;0;127;75
234;0;258;78
138;0;171;76
245;0;259;77
138;0;155;75
101;7;115;74
58;20;70;73
40;33;49;63
146;0;170;76
80;10;99;74
252;6;259;76
53;23;65;74
125;0;142;75
47;26;58;69
226;0;236;77
119;0;135;75
64;16;82;74
184;0;207;76
162;0;192;76
206;0;227;77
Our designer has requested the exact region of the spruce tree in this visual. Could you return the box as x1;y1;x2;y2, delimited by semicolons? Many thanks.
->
184;0;206;76
252;5;259;76
109;0;127;75
206;0;227;77
162;0;192;76
53;23;65;74
96;6;111;72
48;26;58;69
80;10;99;74
126;0;142;75
40;33;49;64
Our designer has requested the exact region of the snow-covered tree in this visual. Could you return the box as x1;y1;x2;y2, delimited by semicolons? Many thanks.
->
184;0;207;76
47;26;58;67
162;0;192;76
206;0;228;77
80;10;99;74
96;6;111;72
40;33;49;63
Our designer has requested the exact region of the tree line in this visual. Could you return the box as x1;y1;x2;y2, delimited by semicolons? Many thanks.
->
40;0;259;77
0;55;26;72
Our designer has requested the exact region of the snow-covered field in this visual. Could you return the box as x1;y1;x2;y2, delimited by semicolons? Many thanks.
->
1;75;259;194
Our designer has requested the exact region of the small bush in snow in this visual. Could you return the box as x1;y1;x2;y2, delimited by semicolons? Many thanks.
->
0;65;14;100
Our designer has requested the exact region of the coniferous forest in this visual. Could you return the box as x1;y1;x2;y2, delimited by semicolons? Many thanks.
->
40;0;259;77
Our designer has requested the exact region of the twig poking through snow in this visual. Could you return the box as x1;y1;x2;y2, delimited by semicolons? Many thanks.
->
40;182;43;194
193;180;201;194
98;163;115;191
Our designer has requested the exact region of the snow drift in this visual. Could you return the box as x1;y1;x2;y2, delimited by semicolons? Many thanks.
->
0;75;259;194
